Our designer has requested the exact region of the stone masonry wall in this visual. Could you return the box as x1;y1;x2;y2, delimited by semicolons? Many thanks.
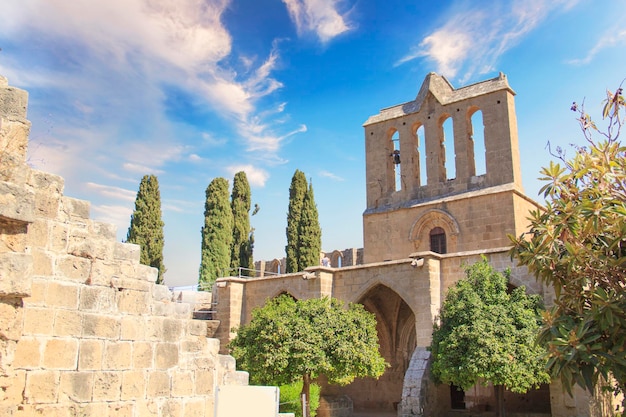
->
0;76;248;417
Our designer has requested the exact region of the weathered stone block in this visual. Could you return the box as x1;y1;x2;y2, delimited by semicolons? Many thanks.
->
0;252;33;296
116;289;150;315
186;320;208;337
104;341;132;370
46;280;80;309
137;264;158;283
155;343;178;369
15;403;75;417
23;306;54;336
55;255;92;284
13;336;42;369
108;401;134;417
111;276;151;292
132;342;153;369
88;259;117;287
32;187;61;219
92;371;122;401
206;338;220;355
121;370;146;400
0;180;35;224
181;337;207;355
120;316;146;341
145;317;165;341
194;369;214;395
162;318;182;343
43;338;79;369
79;286;115;312
78;339;103;371
25;218;48;248
160;399;183;417
147;371;169;397
0;79;28;117
59;371;94;403
24;370;59;403
135;400;159;417
152;284;171;302
69;231;114;262
114;242;140;263
74;403;111;417
152;301;176;316
31;247;54;276
0;369;26;405
49;221;69;252
82;313;120;339
223;370;249;386
61;196;90;222
183;398;205;417
0;297;22;341
171;370;194;397
53;309;83;337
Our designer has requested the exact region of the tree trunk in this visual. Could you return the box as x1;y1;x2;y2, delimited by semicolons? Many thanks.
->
494;384;505;417
302;373;311;417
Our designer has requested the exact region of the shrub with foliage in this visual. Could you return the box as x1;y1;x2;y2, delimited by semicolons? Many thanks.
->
430;258;549;417
230;295;387;417
510;87;626;406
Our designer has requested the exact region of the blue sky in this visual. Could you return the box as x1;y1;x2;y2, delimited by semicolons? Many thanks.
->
1;0;625;288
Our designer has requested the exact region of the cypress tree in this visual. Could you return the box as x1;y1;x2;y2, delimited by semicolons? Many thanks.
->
230;171;253;276
297;181;322;270
199;177;233;289
285;169;308;273
127;174;166;284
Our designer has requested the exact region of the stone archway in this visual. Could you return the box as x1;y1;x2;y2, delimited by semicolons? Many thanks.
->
324;284;416;414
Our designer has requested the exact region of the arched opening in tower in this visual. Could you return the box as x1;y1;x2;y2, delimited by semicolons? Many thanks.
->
323;284;416;413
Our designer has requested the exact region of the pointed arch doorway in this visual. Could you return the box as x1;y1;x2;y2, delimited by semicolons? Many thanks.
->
323;284;416;414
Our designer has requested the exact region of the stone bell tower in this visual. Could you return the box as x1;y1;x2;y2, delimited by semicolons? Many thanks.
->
362;72;536;263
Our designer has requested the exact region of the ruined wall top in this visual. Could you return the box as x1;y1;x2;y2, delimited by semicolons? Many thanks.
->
363;72;514;126
0;75;29;120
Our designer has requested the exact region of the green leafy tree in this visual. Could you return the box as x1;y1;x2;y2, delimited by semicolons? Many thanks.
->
286;170;308;273
231;171;253;276
510;86;626;405
230;295;387;417
199;177;233;289
430;258;550;417
297;182;321;270
127;174;166;284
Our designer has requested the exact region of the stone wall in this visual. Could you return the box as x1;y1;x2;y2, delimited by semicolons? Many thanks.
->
0;76;248;417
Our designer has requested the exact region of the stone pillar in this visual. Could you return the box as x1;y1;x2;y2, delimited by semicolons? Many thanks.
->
213;279;245;354
398;347;430;417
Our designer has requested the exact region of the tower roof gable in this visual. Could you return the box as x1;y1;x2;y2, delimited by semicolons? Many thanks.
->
363;72;515;126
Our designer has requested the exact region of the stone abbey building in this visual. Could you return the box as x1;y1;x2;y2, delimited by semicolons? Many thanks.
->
0;70;619;416
218;73;618;417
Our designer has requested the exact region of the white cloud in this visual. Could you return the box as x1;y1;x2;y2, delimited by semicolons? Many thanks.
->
122;163;166;176
318;170;344;181
398;0;579;80
188;154;203;162
282;0;352;43
85;182;137;202
568;29;626;65
225;165;270;187
241;124;307;153
1;0;300;166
